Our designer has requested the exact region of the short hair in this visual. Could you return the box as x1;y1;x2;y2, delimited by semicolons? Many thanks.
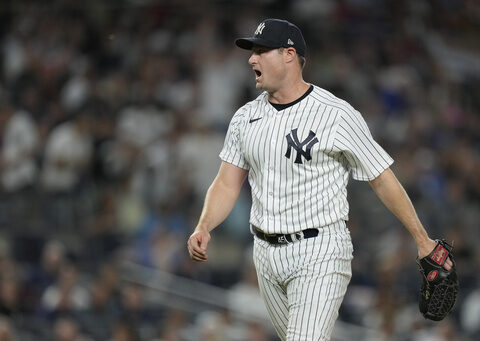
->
298;55;306;70
278;48;306;70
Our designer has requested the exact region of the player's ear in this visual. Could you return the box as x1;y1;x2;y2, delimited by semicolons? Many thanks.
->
283;47;297;63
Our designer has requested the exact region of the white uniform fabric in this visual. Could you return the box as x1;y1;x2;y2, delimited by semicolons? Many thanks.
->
219;85;393;340
219;85;393;234
253;221;353;340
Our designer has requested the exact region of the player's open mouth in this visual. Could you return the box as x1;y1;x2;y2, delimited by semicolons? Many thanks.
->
254;69;262;80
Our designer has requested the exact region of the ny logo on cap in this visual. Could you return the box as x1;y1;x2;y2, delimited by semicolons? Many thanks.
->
288;39;294;45
255;22;266;35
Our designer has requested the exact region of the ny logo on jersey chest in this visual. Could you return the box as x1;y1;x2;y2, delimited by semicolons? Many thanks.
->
285;129;319;164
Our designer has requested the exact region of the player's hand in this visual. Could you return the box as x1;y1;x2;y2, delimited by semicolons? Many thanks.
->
187;229;211;262
418;238;453;271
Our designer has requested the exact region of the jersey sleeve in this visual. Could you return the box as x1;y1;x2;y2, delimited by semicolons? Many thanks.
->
219;109;250;170
333;108;393;181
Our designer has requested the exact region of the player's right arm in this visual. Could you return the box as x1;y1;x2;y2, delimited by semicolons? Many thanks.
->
187;161;248;262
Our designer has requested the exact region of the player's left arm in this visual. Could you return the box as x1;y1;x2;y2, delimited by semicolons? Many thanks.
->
368;168;452;270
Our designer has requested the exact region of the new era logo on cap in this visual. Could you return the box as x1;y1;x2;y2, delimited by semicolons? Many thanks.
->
235;18;307;57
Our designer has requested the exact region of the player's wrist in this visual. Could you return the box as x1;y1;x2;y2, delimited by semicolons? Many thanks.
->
194;223;210;234
417;238;436;258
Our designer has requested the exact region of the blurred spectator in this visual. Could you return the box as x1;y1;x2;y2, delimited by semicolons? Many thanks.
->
196;45;248;129
155;309;187;341
61;59;92;113
460;281;480;340
40;108;93;193
409;319;465;341
0;95;39;192
0;316;16;341
118;283;156;340
53;317;93;341
0;275;24;319
95;264;121;304
194;309;245;341
38;105;95;235
83;190;122;266
109;318;140;341
26;240;66;299
41;262;89;320
78;278;118;341
107;103;174;207
176;120;225;205
245;321;270;341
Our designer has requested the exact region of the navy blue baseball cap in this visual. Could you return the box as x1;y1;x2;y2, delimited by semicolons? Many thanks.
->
235;19;307;57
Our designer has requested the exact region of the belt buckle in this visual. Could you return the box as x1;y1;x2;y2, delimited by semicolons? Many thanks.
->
277;235;288;244
294;231;304;241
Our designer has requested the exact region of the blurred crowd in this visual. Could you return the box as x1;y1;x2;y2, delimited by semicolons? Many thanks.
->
0;0;479;340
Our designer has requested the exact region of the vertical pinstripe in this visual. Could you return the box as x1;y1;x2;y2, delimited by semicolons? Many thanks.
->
253;221;353;341
219;85;392;340
219;85;393;235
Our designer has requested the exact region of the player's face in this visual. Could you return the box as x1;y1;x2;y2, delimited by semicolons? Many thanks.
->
249;46;287;92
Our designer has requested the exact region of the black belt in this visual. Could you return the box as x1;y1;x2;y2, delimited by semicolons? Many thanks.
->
252;225;319;245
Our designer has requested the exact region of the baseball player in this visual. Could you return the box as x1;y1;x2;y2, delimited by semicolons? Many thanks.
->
187;18;453;340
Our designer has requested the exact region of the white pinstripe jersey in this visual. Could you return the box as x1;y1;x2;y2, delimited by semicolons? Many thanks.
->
219;85;393;234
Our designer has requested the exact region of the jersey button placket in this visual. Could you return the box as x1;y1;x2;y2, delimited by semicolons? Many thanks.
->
266;110;277;230
264;164;274;229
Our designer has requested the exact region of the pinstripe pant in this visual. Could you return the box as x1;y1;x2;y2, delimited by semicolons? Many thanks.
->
253;221;353;341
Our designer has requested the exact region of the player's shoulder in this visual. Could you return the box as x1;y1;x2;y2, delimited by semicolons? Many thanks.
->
310;85;355;111
310;85;362;120
241;91;267;111
231;92;267;120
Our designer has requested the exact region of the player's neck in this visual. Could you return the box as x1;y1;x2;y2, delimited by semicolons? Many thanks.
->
267;79;310;104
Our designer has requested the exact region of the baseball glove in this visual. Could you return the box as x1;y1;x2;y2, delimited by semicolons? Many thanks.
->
417;239;459;321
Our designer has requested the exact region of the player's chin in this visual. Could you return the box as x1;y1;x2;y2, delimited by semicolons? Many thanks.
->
255;80;265;89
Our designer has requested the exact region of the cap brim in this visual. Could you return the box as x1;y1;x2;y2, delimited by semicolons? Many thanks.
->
235;37;279;50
